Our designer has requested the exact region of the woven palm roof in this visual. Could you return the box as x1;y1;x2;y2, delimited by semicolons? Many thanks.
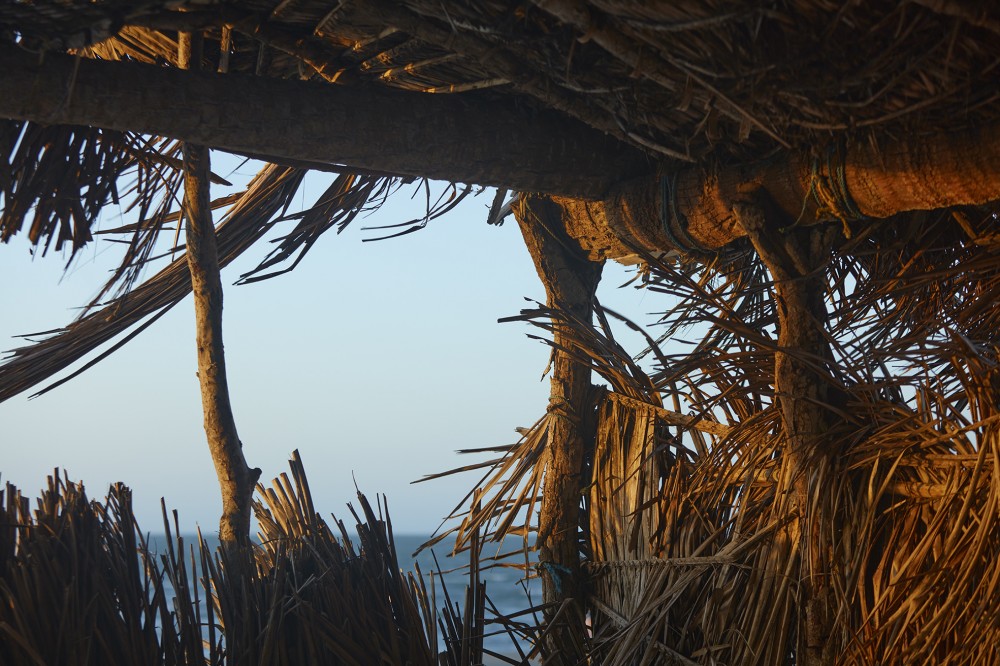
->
7;0;999;167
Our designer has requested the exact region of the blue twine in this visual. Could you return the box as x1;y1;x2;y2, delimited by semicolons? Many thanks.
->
538;561;574;596
821;146;864;221
786;143;866;236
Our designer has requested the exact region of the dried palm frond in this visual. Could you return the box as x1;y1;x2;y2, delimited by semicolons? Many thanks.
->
0;166;410;403
420;413;551;560
501;299;660;404
236;177;470;283
230;452;535;664
0;121;181;263
0;475;178;666
0;452;531;665
0;118;247;312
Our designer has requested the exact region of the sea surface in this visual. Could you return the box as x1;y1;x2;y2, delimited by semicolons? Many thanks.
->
397;533;542;657
149;533;541;659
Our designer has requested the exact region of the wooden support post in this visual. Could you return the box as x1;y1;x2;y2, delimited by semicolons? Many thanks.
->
180;33;259;544
515;195;603;665
738;202;846;666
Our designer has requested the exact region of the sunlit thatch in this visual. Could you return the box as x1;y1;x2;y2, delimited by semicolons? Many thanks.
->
439;207;1000;663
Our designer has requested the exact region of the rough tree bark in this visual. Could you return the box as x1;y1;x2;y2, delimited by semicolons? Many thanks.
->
552;122;1000;260
738;202;847;666
515;195;603;665
180;33;259;544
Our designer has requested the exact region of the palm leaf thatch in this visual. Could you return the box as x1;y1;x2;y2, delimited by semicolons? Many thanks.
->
8;0;1000;166
432;196;1000;663
0;452;528;665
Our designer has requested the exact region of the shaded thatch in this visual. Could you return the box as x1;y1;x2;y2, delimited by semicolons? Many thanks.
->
0;452;530;665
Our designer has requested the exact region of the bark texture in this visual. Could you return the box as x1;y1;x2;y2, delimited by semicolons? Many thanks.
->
739;203;846;665
554;124;1000;261
180;34;259;544
516;196;603;665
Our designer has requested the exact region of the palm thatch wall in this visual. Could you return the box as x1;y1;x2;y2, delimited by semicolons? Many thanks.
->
446;203;1000;663
580;386;998;665
0;452;531;665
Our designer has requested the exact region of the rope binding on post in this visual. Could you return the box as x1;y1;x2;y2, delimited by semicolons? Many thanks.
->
790;142;867;238
659;169;715;256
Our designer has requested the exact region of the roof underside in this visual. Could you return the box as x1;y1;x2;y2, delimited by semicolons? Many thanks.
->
1;1;999;403
6;0;999;167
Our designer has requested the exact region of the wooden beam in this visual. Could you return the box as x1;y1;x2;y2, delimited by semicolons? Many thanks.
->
516;195;602;664
738;203;848;665
555;123;1000;261
0;45;650;198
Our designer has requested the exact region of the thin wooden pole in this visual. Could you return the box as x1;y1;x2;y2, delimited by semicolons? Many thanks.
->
515;195;603;665
179;32;259;544
739;202;846;666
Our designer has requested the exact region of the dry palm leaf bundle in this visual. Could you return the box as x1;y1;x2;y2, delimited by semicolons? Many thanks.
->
232;450;436;666
0;122;177;264
0;452;529;665
191;450;528;665
433;201;999;664
0;475;186;666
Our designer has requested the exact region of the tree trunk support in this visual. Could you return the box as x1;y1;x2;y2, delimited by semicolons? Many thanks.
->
515;195;603;665
738;202;846;666
180;33;259;545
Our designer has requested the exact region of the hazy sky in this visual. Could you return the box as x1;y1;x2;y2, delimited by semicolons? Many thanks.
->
0;157;654;536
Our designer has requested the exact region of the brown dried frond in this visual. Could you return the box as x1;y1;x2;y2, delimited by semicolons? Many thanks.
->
1;453;527;665
0;166;407;403
0;122;174;263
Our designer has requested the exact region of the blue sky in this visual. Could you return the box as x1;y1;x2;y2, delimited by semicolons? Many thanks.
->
0;158;655;536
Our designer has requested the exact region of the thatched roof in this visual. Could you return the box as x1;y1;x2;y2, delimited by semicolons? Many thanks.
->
1;1;999;397
7;0;999;162
5;0;1000;244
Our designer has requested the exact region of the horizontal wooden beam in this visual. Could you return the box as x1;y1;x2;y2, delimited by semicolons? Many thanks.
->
0;45;650;198
555;123;1000;260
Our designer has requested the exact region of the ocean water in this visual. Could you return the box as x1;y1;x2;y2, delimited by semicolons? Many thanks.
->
149;532;541;658
396;533;542;656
